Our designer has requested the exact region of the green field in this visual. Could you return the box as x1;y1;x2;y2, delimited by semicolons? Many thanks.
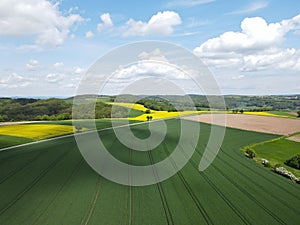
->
252;139;300;177
0;119;299;225
0;134;33;149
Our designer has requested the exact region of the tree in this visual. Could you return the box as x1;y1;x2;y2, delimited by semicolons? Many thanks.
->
285;155;300;169
297;111;300;117
245;148;255;158
145;109;151;114
146;116;153;121
239;109;244;114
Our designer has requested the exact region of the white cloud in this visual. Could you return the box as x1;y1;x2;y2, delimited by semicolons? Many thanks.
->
26;59;39;70
138;48;169;62
165;0;215;8
228;2;268;15
97;13;114;31
124;11;182;36
0;73;32;88
73;67;84;74
85;31;94;38
112;61;189;82
0;0;84;47
53;62;64;68
231;74;245;80
194;14;300;71
46;73;64;83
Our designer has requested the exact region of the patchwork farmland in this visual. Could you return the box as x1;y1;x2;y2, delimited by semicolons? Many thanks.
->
0;119;299;225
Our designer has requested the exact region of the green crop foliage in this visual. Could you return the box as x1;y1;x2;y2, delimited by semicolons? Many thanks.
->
0;119;299;225
253;139;300;177
0;135;33;149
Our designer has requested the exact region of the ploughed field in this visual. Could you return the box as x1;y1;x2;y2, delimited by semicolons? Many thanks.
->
0;119;299;225
185;114;300;135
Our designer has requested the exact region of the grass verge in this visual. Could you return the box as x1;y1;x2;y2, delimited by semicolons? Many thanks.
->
241;134;300;178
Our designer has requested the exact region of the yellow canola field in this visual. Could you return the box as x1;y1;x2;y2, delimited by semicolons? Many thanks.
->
134;110;206;121
107;102;148;111
243;112;280;117
0;124;75;140
107;102;211;121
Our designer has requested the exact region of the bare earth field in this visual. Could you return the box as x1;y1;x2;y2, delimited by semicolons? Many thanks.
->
184;114;300;135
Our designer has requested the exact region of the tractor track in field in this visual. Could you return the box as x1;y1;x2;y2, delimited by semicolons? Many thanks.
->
0;151;44;185
217;132;300;194
124;149;132;225
231;149;300;196
0;150;39;162
219;148;300;214
162;143;213;225
177;143;251;225
0;149;70;216
80;176;102;225
193;144;287;225
127;149;132;225
32;156;84;225
212;165;287;225
148;150;174;225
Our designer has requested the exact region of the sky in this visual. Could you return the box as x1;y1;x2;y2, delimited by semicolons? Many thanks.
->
0;0;300;97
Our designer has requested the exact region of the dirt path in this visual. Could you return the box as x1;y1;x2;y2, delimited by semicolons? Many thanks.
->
287;134;300;143
183;114;300;135
0;121;46;126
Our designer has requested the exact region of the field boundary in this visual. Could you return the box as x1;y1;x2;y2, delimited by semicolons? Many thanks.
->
0;119;166;152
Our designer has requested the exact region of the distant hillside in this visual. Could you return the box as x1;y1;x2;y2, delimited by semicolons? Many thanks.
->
0;94;299;122
111;94;300;111
0;97;114;122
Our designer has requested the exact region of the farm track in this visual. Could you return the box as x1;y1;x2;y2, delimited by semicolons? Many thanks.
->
127;149;132;225
162;143;213;225
193;144;287;225
220;134;300;193
231;148;300;194
80;177;102;225
148;150;174;225
176;143;251;225
0;149;70;216
219;147;300;212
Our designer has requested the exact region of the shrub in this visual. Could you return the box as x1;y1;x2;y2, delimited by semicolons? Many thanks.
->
285;155;300;170
145;109;151;114
245;148;255;158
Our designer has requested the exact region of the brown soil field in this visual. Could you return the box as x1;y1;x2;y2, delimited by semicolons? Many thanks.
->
183;114;300;135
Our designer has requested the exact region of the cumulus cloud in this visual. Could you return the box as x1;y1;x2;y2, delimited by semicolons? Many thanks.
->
73;67;84;74
111;61;189;85
124;11;182;36
26;59;39;70
0;0;84;47
97;13;113;31
53;62;64;68
85;31;94;38
194;14;300;71
46;73;64;83
138;48;169;62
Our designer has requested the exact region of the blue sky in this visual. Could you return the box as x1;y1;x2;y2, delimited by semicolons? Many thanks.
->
0;0;299;96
